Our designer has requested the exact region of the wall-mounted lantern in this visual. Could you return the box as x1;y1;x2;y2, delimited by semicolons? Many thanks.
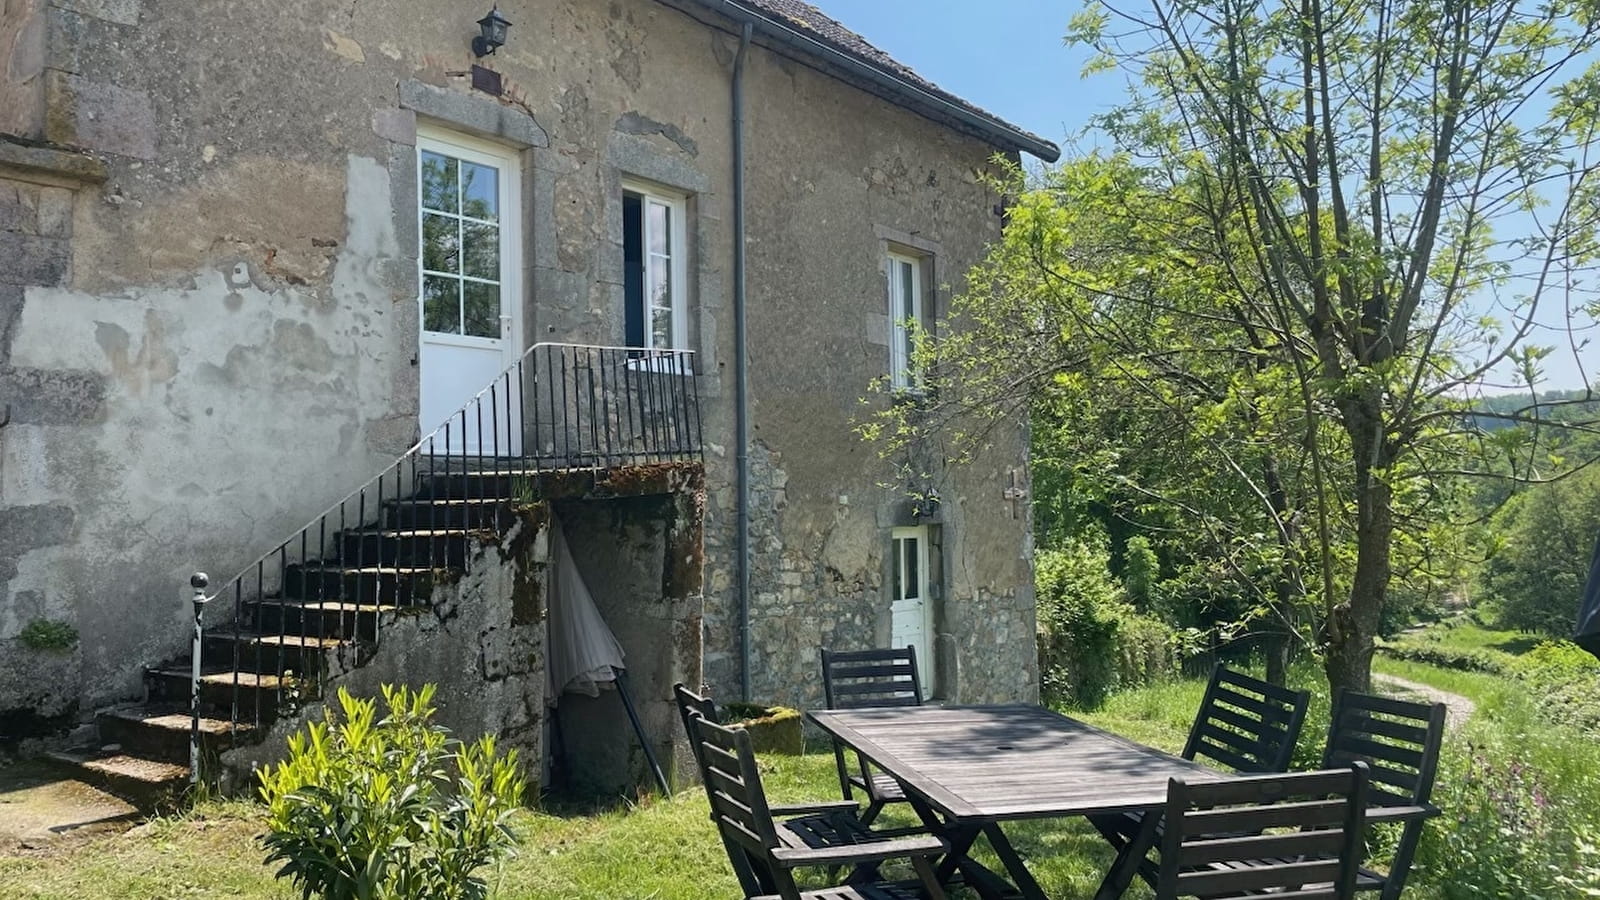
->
473;6;512;57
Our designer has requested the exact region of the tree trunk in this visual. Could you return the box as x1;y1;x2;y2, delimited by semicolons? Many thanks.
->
1264;628;1291;687
1326;399;1392;695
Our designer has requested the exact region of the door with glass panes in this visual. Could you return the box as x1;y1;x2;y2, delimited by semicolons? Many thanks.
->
417;127;522;456
891;526;934;697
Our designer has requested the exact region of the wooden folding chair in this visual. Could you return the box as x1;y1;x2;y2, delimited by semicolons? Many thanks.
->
1153;763;1369;899
1095;664;1312;875
688;712;949;900
819;646;923;826
1322;690;1447;900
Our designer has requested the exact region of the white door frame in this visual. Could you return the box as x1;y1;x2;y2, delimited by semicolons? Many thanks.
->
891;525;935;698
416;124;523;453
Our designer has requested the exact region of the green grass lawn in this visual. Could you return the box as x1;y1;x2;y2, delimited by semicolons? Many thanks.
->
9;649;1593;900
0;735;1175;900
0;684;1233;900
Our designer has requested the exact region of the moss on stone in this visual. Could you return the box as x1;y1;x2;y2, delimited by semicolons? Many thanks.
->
724;703;803;755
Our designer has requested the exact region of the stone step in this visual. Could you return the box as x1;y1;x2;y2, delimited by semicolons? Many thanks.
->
337;528;471;567
146;666;302;716
44;748;190;813
281;563;447;606
95;707;257;765
250;598;397;642
383;497;515;530
412;469;537;501
201;630;352;675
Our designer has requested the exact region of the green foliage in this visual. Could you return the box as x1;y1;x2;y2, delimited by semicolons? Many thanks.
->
258;684;525;900
1419;745;1592;898
18;618;78;652
1481;465;1600;636
1377;639;1513;675
1036;541;1175;710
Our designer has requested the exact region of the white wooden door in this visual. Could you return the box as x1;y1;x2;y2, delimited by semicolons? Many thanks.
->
891;526;933;697
417;128;522;457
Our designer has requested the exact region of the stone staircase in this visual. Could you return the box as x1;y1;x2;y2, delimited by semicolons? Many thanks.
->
46;468;526;811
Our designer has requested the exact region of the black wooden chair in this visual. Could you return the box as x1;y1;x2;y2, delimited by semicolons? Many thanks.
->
1153;763;1370;899
1095;665;1312;873
819;646;923;826
674;682;861;817
688;711;949;900
1322;690;1447;900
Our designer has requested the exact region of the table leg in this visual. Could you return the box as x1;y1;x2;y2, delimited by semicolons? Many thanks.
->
982;822;1048;900
1093;807;1160;900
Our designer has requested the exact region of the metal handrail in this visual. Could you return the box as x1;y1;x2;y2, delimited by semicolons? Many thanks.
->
185;342;702;774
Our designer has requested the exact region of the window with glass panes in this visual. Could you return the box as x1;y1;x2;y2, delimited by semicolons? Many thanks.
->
888;251;923;390
420;149;503;338
623;183;686;352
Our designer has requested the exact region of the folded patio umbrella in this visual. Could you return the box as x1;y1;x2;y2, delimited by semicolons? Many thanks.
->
545;513;627;700
1575;531;1600;660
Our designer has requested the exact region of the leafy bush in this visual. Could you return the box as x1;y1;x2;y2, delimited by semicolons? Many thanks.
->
1036;541;1174;710
258;684;525;900
1376;639;1512;674
1510;641;1600;737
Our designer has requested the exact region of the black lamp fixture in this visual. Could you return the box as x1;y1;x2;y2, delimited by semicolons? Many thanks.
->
472;6;512;57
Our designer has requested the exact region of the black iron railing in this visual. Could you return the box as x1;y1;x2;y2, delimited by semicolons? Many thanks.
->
187;343;701;761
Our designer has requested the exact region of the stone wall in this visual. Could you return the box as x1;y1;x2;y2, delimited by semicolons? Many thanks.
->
220;508;551;791
0;0;1036;729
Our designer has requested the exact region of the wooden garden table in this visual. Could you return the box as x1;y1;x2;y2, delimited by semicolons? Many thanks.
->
808;704;1233;900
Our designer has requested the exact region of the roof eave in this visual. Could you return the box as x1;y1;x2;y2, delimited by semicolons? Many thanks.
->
677;0;1061;163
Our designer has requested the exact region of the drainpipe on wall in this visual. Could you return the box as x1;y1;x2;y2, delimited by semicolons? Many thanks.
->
732;22;753;703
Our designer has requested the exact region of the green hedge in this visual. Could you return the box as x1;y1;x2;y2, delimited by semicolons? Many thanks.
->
1036;542;1175;710
1376;639;1512;674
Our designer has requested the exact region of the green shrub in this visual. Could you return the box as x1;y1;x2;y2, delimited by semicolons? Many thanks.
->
258;684;525;900
1376;639;1512;674
1036;541;1174;710
1509;641;1600;737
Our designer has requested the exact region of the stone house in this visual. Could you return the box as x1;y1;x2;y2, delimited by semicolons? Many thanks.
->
0;0;1056;796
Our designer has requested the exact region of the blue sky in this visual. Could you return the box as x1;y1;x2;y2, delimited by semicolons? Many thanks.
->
810;1;1596;393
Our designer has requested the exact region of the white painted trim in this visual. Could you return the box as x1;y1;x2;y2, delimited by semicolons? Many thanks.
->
623;178;690;355
887;251;924;391
415;126;523;365
890;525;935;698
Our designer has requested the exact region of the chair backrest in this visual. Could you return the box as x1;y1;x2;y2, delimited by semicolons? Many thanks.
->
1183;665;1310;774
673;682;718;771
1155;763;1369;900
819;646;924;709
1322;690;1447;810
691;714;783;883
675;684;769;898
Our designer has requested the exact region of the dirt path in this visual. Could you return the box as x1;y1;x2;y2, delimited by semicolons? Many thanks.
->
1374;673;1476;728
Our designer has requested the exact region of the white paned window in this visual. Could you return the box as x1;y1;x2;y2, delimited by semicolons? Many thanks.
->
888;251;924;391
623;182;688;354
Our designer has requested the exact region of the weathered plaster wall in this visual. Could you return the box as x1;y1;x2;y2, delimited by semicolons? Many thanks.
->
221;510;550;790
0;0;1033;727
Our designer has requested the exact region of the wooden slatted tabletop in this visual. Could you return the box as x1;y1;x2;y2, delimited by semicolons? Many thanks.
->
808;704;1232;822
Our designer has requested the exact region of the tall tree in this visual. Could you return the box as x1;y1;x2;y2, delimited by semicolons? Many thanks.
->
868;0;1600;693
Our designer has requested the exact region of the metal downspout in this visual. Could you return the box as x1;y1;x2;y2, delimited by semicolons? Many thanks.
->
732;22;753;702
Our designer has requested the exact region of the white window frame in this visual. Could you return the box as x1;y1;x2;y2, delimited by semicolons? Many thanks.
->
887;251;925;391
623;178;690;357
415;126;523;353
